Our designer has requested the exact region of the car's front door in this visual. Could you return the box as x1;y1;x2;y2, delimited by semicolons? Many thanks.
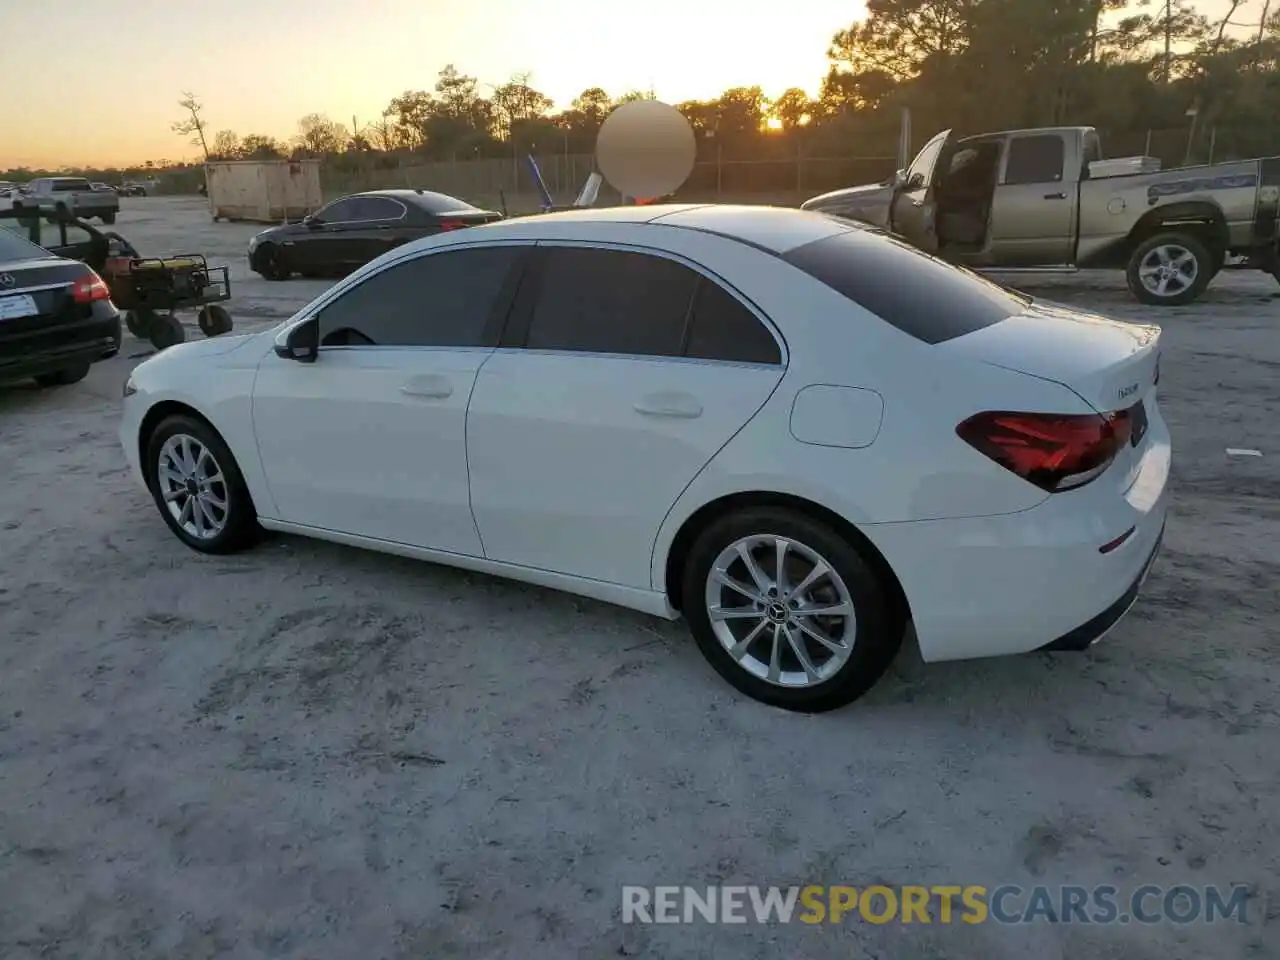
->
465;243;787;589
987;132;1076;266
250;242;531;554
291;197;364;273
347;196;412;263
889;128;953;255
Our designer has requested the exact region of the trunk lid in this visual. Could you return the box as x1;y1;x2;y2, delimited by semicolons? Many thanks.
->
939;298;1161;414
0;257;98;344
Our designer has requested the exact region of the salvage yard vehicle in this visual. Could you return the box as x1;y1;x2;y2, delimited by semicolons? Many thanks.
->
247;189;503;280
0;226;121;388
802;125;1280;306
122;205;1169;713
0;207;234;350
12;176;120;225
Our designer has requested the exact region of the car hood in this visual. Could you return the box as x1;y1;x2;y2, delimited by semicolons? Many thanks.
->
800;182;896;227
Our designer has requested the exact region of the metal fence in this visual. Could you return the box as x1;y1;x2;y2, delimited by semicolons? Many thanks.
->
154;123;1278;207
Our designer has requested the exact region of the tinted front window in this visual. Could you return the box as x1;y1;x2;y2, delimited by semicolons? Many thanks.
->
685;279;781;365
318;246;522;347
1004;135;1065;184
317;198;358;221
526;247;698;357
782;228;1028;345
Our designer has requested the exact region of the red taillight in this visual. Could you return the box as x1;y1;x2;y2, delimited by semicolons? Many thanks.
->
956;410;1130;492
438;219;467;232
71;270;111;304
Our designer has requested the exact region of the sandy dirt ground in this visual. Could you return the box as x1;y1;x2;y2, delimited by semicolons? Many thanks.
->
1;197;1278;959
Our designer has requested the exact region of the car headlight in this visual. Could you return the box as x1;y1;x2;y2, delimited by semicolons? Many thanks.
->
123;376;137;398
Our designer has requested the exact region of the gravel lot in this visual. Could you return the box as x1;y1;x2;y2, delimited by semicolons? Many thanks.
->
1;197;1278;959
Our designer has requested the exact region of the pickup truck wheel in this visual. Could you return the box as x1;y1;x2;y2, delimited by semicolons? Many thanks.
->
1126;232;1214;306
100;212;116;225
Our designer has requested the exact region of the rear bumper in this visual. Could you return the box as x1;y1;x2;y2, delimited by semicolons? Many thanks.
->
864;403;1171;663
1036;520;1165;651
0;307;121;383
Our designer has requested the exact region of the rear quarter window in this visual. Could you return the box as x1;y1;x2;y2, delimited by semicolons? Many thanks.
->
781;228;1029;344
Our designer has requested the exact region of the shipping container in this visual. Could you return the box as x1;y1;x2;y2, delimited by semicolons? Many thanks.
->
205;160;323;223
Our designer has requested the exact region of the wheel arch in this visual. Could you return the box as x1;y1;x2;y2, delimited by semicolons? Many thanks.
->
1126;200;1229;260
136;401;254;516
661;490;911;631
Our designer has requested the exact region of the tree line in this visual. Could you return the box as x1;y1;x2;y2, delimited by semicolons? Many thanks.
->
6;0;1280;181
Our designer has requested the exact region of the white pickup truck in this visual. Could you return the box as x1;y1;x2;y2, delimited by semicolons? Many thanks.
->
12;177;119;224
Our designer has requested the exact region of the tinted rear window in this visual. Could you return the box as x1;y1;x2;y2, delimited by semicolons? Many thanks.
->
411;191;482;215
53;179;91;192
781;228;1028;344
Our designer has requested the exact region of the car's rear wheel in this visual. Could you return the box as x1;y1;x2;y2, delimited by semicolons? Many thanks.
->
101;212;116;224
1126;232;1214;306
33;364;90;388
145;414;261;554
681;507;901;712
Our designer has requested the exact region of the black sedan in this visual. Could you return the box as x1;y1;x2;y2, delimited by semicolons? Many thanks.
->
0;224;121;388
246;189;503;280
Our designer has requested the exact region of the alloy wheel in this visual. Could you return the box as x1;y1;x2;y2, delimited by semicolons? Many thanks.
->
702;534;857;688
1138;243;1199;299
156;433;229;540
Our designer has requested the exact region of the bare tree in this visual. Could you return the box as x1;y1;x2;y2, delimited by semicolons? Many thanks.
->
172;92;210;160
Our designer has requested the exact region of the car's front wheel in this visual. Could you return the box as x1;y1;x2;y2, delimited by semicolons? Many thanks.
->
681;507;902;712
145;414;262;554
254;243;290;281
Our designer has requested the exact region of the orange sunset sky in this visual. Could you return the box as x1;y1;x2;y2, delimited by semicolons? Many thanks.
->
0;0;1256;169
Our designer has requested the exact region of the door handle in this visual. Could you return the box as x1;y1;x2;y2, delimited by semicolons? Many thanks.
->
401;374;453;399
633;391;702;419
1044;192;1067;200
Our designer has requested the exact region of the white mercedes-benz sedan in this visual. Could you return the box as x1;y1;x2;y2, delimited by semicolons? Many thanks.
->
120;204;1169;712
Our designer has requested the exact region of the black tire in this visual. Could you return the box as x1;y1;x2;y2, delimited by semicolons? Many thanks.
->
255;243;290;281
680;507;901;713
100;211;116;225
144;413;262;554
124;307;158;339
149;313;186;351
1126;232;1215;306
33;364;90;388
197;304;233;337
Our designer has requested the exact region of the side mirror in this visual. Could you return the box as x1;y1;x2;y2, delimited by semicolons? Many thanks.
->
303;215;322;228
274;315;319;363
891;169;907;188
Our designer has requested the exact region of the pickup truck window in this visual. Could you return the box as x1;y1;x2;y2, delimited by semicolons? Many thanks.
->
782;227;1029;345
1004;135;1065;185
51;179;92;192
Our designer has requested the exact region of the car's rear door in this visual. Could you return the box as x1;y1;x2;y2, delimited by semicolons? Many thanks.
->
465;242;786;589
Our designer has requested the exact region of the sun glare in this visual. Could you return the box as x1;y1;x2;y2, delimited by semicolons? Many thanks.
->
766;116;784;131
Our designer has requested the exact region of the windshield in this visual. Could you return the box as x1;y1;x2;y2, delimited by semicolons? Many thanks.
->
0;226;55;262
